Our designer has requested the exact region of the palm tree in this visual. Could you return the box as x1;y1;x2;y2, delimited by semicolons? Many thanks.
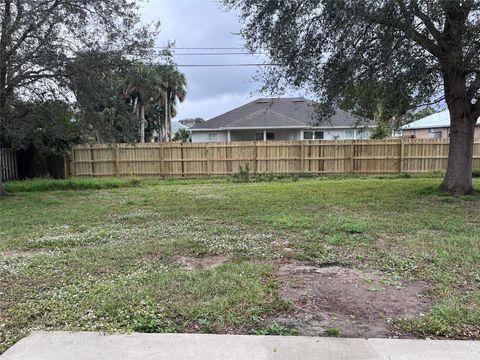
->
122;65;165;143
158;66;187;142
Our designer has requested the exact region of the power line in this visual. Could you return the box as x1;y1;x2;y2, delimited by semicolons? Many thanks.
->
173;52;266;56
154;47;248;50
175;63;278;67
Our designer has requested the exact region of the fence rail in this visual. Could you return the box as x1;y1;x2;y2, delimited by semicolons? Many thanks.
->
0;148;18;181
67;139;480;178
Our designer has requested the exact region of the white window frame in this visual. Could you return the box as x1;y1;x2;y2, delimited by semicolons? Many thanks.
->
208;133;218;142
304;131;324;140
345;130;369;140
345;130;356;139
428;129;442;139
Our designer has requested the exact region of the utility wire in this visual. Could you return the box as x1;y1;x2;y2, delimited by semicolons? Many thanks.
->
154;47;248;50
173;52;266;56
175;63;277;67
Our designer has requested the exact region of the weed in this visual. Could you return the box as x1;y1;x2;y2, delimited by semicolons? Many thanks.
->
325;328;342;337
231;164;250;183
341;222;366;234
250;323;299;336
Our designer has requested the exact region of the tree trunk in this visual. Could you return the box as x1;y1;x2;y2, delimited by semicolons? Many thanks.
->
164;92;169;142
167;103;171;142
139;104;146;143
439;104;476;196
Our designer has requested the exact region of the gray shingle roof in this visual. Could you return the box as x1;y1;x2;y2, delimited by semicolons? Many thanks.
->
191;97;374;130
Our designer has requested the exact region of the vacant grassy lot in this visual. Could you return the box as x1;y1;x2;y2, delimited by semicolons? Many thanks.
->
1;176;479;352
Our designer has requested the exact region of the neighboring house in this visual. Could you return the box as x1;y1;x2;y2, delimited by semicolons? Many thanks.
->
172;121;187;133
190;97;375;142
402;110;480;139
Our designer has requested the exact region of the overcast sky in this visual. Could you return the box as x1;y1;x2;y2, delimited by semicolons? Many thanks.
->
139;0;300;121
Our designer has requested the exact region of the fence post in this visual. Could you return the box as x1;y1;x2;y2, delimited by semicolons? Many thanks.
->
115;145;120;176
180;142;185;177
159;144;165;178
90;144;95;176
206;145;211;177
350;141;355;173
399;138;405;173
301;142;305;175
253;141;257;176
70;148;76;177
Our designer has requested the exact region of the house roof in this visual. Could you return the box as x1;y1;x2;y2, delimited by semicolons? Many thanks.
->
172;121;187;132
402;110;480;130
191;97;374;131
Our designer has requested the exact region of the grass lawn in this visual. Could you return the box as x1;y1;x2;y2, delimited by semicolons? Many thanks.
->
1;175;479;352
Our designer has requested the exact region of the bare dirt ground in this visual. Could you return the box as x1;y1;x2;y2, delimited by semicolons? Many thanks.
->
175;255;227;271
0;250;50;258
271;262;431;338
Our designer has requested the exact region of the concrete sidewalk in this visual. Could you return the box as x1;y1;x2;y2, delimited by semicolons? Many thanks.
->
2;332;480;360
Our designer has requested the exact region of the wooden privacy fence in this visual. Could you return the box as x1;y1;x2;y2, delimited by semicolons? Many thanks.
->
0;148;19;181
67;139;480;178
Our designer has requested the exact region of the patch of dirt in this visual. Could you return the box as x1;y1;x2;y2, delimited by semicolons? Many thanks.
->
175;255;226;271
0;250;50;258
272;262;431;338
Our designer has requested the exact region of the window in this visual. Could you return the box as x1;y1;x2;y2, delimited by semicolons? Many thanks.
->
345;130;355;139
428;130;442;139
345;130;369;140
304;131;314;140
255;132;275;140
356;130;368;139
208;133;218;141
304;131;324;140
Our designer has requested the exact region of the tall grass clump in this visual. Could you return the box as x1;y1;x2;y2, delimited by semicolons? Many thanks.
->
5;177;142;193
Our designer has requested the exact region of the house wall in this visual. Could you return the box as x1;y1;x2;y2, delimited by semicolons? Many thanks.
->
191;131;228;143
192;130;300;142
192;128;373;142
319;129;372;140
402;126;480;139
230;129;300;141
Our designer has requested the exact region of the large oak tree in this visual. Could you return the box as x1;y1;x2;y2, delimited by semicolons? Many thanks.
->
0;0;158;195
225;0;480;195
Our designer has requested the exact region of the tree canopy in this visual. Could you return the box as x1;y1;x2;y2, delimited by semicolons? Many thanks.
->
225;0;480;195
0;0;159;194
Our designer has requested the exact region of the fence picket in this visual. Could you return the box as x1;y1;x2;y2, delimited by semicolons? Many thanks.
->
0;148;18;181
